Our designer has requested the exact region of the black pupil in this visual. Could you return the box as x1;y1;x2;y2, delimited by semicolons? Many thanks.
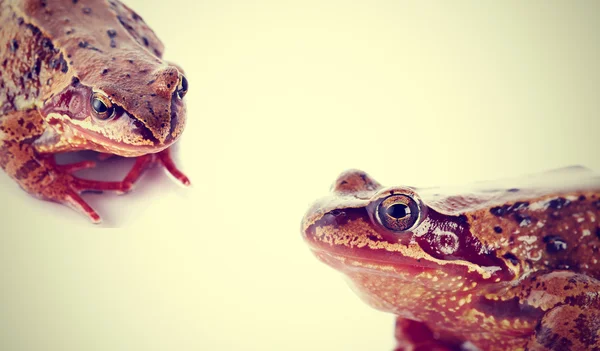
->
386;204;410;219
92;98;108;113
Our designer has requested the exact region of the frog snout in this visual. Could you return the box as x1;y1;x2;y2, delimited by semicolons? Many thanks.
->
332;169;382;194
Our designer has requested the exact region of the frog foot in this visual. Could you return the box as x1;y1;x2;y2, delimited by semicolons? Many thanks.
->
394;318;461;351
120;147;190;194
39;157;130;223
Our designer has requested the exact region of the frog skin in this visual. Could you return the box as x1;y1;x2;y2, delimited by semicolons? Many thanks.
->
0;0;190;223
302;167;600;351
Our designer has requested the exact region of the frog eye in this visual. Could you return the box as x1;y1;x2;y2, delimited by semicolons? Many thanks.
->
376;194;420;232
176;75;188;99
90;92;115;120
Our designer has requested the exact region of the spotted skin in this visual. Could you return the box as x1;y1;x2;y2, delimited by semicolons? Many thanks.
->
302;168;600;350
0;0;190;222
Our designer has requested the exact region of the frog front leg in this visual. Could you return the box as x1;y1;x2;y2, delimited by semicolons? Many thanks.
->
527;305;600;350
120;146;190;193
394;318;462;351
521;272;600;350
91;148;190;191
1;109;128;223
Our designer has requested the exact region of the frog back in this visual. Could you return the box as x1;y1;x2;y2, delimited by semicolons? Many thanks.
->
421;167;600;281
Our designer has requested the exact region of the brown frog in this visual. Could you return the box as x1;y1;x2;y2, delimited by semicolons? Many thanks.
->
0;0;189;223
302;167;600;350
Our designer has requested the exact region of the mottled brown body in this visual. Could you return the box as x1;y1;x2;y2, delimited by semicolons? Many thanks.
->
302;168;600;350
0;0;190;222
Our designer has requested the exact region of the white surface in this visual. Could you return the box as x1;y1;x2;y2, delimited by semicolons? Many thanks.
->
1;1;600;350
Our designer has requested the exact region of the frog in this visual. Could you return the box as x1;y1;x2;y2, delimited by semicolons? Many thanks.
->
0;0;190;223
302;167;600;350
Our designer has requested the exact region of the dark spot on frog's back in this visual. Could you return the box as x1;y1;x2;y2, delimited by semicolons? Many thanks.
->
491;205;509;217
60;59;68;73
490;201;529;217
25;23;40;35
106;30;118;48
493;226;503;234
131;11;142;21
117;15;134;31
82;7;92;14
10;39;19;52
31;59;41;77
543;235;568;253
41;37;53;50
548;197;571;210
514;213;532;227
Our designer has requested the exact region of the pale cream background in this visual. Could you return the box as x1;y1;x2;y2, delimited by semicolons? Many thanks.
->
1;0;600;350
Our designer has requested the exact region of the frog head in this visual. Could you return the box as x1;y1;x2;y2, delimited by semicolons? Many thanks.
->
29;0;188;156
40;62;187;157
301;170;518;319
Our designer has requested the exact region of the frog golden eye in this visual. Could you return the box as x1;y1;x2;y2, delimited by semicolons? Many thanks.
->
90;93;115;120
176;75;188;99
376;194;420;232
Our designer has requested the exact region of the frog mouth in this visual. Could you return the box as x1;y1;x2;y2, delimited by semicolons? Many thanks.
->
303;204;509;282
309;247;438;280
65;111;172;157
307;239;503;283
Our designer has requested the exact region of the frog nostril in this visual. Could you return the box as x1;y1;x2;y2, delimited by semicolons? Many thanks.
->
176;75;188;99
329;209;345;217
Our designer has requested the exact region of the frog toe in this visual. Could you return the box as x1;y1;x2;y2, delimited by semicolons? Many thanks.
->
62;190;102;224
118;148;191;194
156;149;190;186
